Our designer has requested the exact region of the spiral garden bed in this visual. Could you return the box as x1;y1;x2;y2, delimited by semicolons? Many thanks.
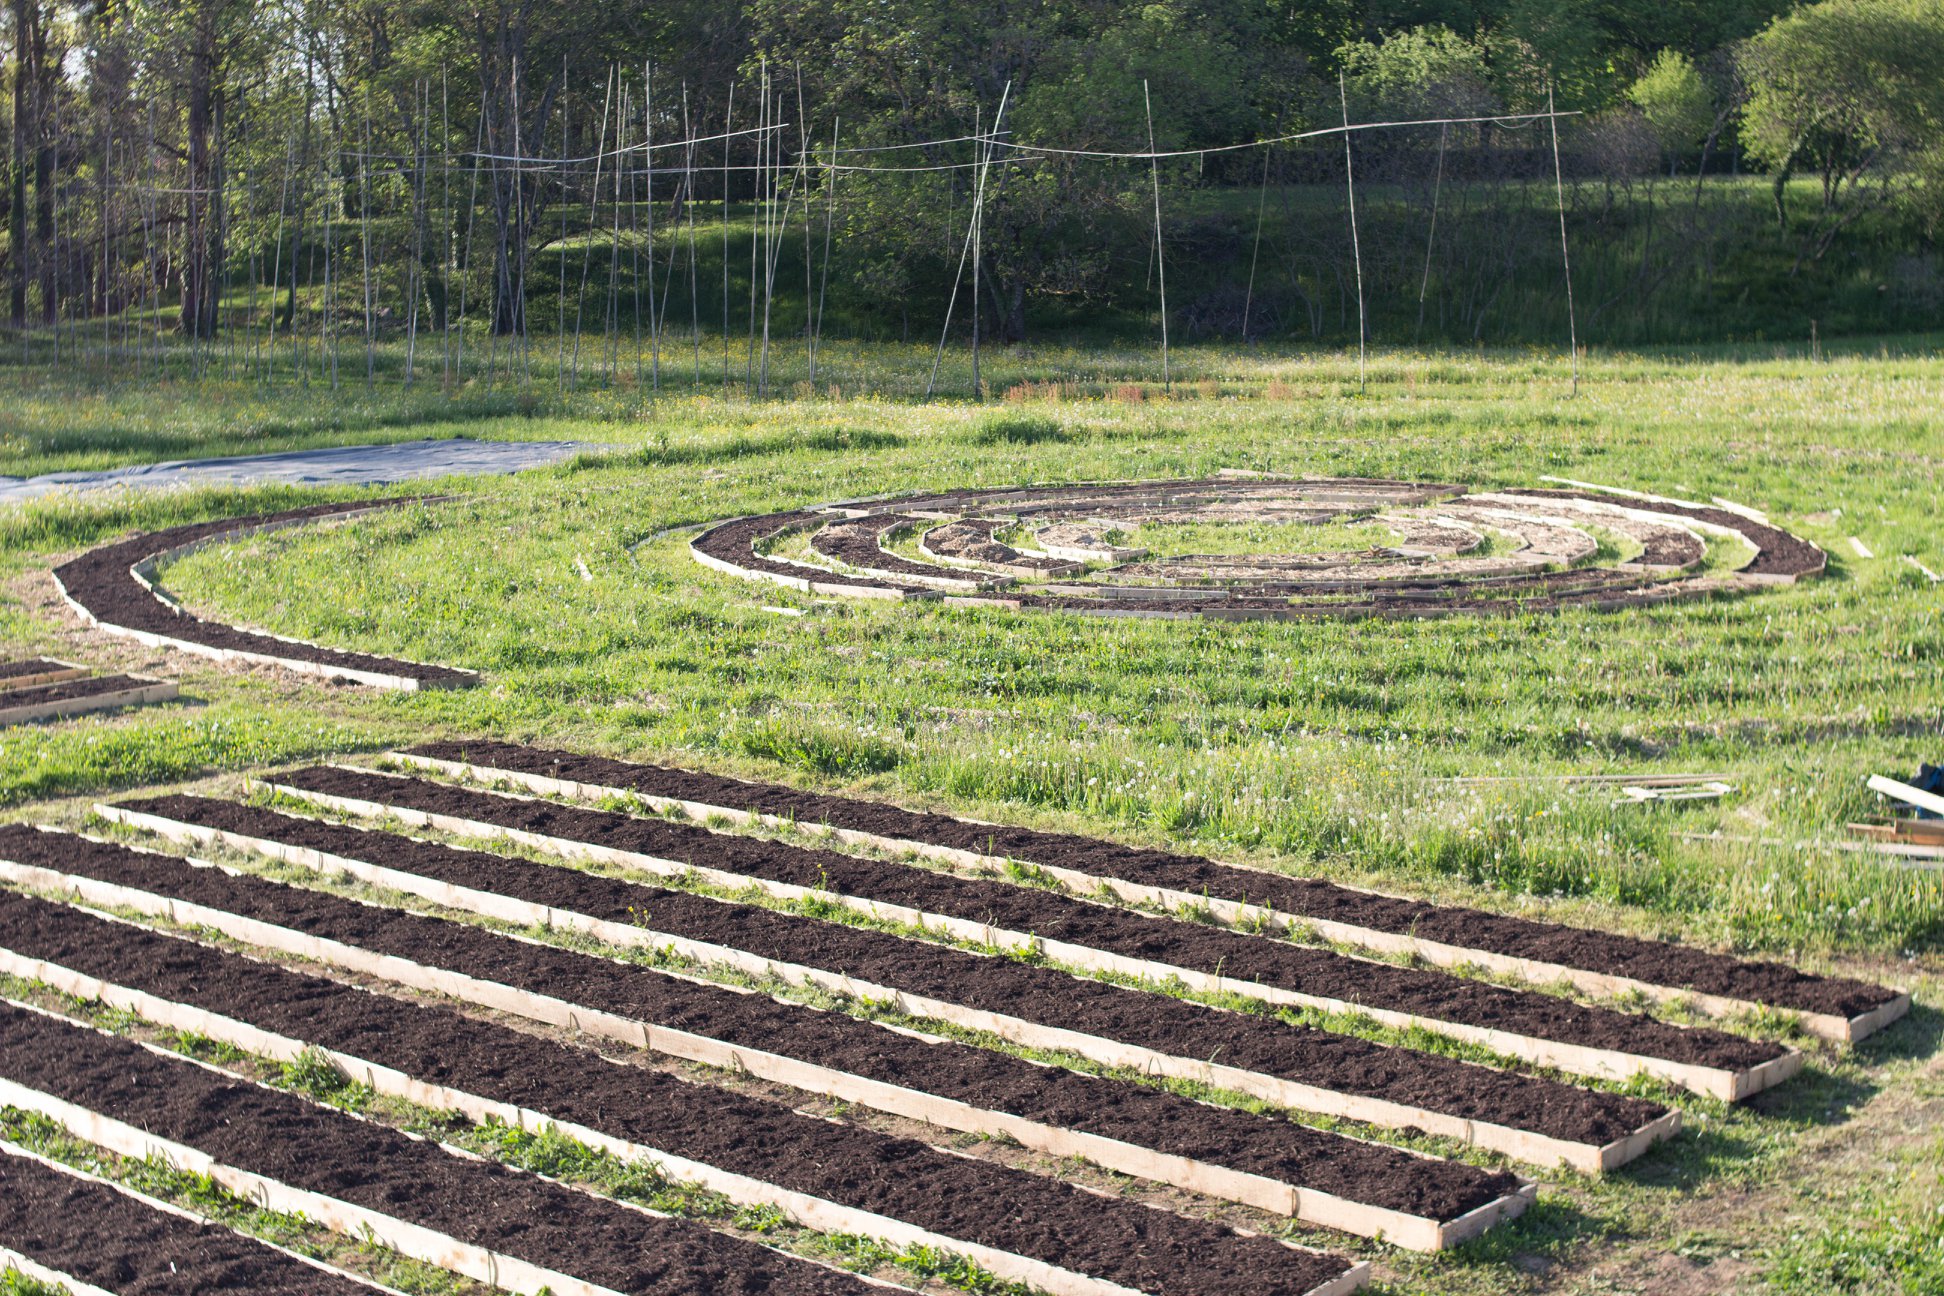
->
50;499;476;691
690;477;1826;619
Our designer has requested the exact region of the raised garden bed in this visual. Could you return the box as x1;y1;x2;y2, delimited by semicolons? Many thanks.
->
3;827;1671;1189
50;499;476;691
395;740;1907;1045
0;673;179;726
809;515;1003;590
0;1141;399;1296
61;811;1676;1174
687;478;1825;621
230;768;1797;1102
0;658;89;689
0;893;1386;1280
0;1001;903;1296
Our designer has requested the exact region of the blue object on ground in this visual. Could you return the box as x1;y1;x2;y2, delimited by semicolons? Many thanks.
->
0;438;600;506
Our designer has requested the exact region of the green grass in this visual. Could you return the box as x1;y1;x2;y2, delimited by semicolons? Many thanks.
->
0;339;1939;1294
84;343;1940;959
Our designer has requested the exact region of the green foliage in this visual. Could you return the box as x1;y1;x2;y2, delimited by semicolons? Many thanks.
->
967;414;1070;446
1627;49;1715;153
1740;0;1944;207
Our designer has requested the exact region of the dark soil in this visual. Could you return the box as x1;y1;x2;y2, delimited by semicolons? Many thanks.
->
0;829;1524;1221
1499;489;1826;578
0;892;1365;1290
691;512;916;595
405;740;1898;1021
243;771;1782;1074
692;479;1796;619
0;658;69;680
0;1144;381;1295
923;518;1079;574
75;808;1668;1149
49;499;475;689
0;1004;885;1296
810;515;981;583
0;674;159;708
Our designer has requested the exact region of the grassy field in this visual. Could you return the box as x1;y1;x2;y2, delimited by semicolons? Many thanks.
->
0;338;1940;1295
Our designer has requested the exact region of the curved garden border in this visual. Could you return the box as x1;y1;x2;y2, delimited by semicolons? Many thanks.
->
50;499;475;691
690;477;1825;620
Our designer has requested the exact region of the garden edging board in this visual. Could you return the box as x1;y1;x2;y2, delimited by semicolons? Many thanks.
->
79;810;1679;1174
249;769;1801;1103
388;743;1907;1044
0;824;1664;1194
50;499;476;692
0;1140;408;1296
0;905;1381;1279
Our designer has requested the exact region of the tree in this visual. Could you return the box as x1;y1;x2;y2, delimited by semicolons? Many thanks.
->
1627;49;1712;170
1739;0;1944;257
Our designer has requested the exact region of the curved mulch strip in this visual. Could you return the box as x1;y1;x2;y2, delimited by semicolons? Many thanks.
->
50;499;475;691
690;478;1824;620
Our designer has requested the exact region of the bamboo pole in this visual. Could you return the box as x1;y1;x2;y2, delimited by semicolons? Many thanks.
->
692;82;707;390
645;63;661;392
812;115;838;384
1144;79;1169;393
361;96;375;389
1548;82;1579;397
1338;73;1366;393
570;64;614;389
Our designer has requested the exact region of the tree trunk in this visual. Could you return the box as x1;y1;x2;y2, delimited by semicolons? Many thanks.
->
179;3;220;337
9;0;33;325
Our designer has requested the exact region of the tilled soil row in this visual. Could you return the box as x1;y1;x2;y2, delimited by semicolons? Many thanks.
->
0;1003;894;1296
0;658;82;683
1497;489;1826;579
0;892;1380;1283
0;1142;392;1296
0;823;1600;1201
49;499;476;690
238;769;1787;1092
72;807;1670;1161
0;673;158;706
397;740;1902;1034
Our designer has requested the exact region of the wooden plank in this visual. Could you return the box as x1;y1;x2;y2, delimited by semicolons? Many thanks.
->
0;945;1332;1292
93;805;1672;1175
0;677;179;727
1847;819;1944;847
0;1247;121;1296
388;751;1903;1047
4;834;1576;1212
250;778;1797;1104
1867;775;1944;820
0;659;91;689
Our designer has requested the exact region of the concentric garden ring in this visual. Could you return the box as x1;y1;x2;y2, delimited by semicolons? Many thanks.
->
691;477;1825;620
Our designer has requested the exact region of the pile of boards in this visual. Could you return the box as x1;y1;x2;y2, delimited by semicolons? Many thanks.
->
0;740;1910;1296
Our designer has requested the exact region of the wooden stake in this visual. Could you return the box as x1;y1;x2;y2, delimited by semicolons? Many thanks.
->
1145;80;1169;392
1548;82;1579;397
812;115;838;383
1339;73;1366;394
